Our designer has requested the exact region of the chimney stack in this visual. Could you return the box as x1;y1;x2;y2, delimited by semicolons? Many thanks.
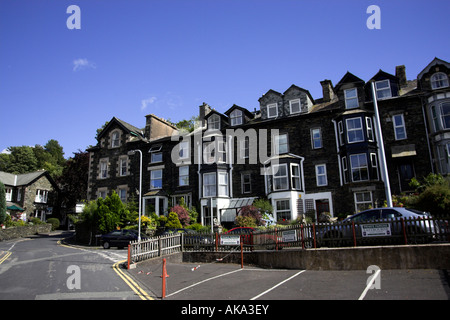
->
320;79;335;103
395;65;407;87
199;102;212;127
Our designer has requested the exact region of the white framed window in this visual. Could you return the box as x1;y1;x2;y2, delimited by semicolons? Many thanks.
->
217;139;226;163
354;191;373;213
179;166;189;186
119;157;128;176
111;131;120;148
151;152;162;163
100;160;108;179
35;190;48;203
207;114;220;130
291;163;301;190
218;172;228;196
440;102;450;129
17;189;21;202
344;88;359;109
241;173;251;194
273;163;288;191
5;188;12;201
179;141;189;159
267;103;278;118
230;109;243;126
118;188;127;202
203;172;216;197
431;72;449;90
239;136;249;159
393;114;407;140
315;164;327;186
311;128;322;149
338;121;344;145
346;117;364;143
366;117;374;142
375;80;392;99
370;153;379;180
203;141;216;164
276;200;291;222
150;169;163;189
350;153;369;182
275;133;288;154
289;99;301;114
342;156;348;184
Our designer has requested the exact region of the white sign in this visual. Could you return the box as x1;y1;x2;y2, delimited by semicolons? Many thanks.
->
282;230;297;242
220;235;240;246
361;223;391;237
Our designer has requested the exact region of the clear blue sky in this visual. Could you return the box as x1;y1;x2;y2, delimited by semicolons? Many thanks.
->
1;0;449;158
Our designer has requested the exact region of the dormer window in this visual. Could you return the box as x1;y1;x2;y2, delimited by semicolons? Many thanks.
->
289;99;301;114
344;88;358;109
230;109;243;126
111;131;120;148
267;103;278;118
431;72;449;89
208;114;220;130
375;80;392;100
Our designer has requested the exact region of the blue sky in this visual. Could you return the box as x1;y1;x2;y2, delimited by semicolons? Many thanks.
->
1;0;449;158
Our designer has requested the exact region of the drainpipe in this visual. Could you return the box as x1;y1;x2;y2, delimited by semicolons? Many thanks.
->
370;81;393;207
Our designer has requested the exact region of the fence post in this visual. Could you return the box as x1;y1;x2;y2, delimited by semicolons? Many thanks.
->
215;232;219;252
401;218;407;245
300;224;305;249
127;244;131;270
312;223;316;249
352;222;357;247
240;235;244;269
161;258;167;299
158;236;162;257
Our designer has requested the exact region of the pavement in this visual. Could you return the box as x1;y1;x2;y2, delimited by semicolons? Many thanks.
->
125;255;450;301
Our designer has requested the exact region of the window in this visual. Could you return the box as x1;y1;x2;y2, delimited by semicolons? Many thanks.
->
375;80;392;99
118;188;127;202
311;128;322;149
440;102;450;129
346;117;364;143
393;114;407;140
315;164;327;186
241;173;251;193
119;157;128;176
273;164;288;190
370;153;379;180
230;109;243;126
203;172;216;197
275;134;288;154
344;88;358;109
276;200;291;222
350;153;369;182
100;160;108;179
207;114;220;130
354;191;373;213
342;156;348;184
289;99;301;114
5;188;12;201
291;164;301;190
366;117;374;142
17;189;21;202
151;152;162;163
267;103;278;118
111;131;120;148
338;121;344;145
179;166;189;186
431;72;449;89
150;169;162;189
218;172;228;196
179;141;189;159
203;141;216;164
240;137;249;159
35;190;48;203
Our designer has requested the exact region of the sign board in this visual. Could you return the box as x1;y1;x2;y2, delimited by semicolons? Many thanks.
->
282;230;297;242
220;235;241;246
361;223;391;237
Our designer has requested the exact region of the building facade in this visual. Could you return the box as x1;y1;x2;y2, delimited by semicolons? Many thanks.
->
87;58;449;228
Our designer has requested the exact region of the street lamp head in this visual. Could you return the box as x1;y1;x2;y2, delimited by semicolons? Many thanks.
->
127;150;136;156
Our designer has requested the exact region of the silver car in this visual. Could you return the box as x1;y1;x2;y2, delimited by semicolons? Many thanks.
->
317;207;436;247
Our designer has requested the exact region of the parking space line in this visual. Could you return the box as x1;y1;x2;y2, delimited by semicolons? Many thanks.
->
250;270;306;300
358;268;381;300
165;268;243;298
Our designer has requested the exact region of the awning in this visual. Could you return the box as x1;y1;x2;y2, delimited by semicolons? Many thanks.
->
7;204;24;211
391;144;417;158
222;197;256;210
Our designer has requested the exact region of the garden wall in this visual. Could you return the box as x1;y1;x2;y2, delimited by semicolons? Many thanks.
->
0;224;52;241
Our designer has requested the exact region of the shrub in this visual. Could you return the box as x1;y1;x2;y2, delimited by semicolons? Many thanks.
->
31;217;44;225
235;215;257;228
46;218;60;230
166;212;182;229
170;205;191;227
238;205;265;226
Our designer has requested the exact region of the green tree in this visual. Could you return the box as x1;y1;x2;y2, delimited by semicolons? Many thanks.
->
166;212;182;229
5;146;38;174
0;182;7;225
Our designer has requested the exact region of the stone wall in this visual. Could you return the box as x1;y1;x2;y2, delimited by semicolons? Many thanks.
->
0;224;52;241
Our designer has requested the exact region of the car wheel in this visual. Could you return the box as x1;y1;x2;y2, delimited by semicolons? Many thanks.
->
103;241;110;249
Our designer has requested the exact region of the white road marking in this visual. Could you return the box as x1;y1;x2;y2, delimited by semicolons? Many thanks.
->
250;270;306;300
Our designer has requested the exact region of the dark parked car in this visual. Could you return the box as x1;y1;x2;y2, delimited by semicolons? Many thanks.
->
101;229;144;249
317;207;436;247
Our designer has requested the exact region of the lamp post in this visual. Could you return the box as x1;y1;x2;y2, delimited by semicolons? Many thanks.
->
128;149;143;241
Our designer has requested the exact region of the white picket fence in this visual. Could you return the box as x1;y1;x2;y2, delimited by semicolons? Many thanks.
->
129;233;182;263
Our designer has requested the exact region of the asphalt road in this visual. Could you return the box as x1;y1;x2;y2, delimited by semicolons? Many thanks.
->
0;232;139;300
